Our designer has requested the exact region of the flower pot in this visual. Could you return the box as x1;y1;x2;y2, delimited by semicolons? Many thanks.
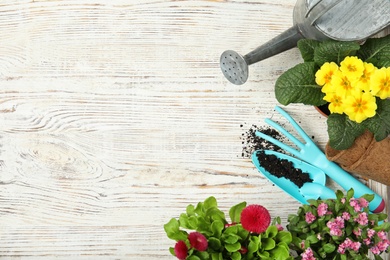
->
314;103;330;117
325;131;390;186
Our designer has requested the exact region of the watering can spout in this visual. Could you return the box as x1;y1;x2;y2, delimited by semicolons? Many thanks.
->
220;25;304;85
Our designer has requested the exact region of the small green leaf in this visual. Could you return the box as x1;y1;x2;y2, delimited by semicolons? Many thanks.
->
313;40;360;66
224;234;240;244
211;253;223;260
357;34;390;67
261;238;276;250
229;201;246;223
275;62;325;106
271;245;290;260
265;225;278;238
248;235;260;254
323;243;336;253
327;113;365;150
298;39;321;62
275;231;292;244
208;237;222;251
211;220;224;237
231;251;242;260
225;242;241;252
164;218;188;241
204;196;218;210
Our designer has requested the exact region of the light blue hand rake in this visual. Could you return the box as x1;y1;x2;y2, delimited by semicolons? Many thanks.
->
255;106;385;213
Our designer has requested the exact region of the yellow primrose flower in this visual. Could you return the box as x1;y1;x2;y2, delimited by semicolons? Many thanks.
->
340;56;364;80
315;62;339;86
323;92;345;114
331;70;357;97
344;91;377;123
370;67;390;99
356;62;377;92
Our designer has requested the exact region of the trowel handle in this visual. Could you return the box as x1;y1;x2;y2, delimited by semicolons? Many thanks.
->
321;159;385;213
244;25;304;65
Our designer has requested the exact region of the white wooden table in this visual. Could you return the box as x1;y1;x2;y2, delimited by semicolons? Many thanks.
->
0;1;388;259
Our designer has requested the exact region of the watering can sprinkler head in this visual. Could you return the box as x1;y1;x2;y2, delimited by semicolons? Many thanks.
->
220;0;390;85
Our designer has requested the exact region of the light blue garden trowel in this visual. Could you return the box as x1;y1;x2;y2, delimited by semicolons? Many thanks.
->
251;106;385;213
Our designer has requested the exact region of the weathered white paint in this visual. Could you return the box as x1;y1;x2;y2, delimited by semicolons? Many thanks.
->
0;1;388;259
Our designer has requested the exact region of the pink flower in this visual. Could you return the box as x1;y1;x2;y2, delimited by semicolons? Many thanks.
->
338;238;361;254
174;240;188;260
370;246;381;255
358;198;369;208
367;229;376;238
317;203;328;217
353;228;362;237
327;217;344;237
240;204;271;233
377;239;390;251
363;238;371;245
377;231;388;240
342;212;350;220
354;212;368;226
301;247;316;260
276;224;284;231
350;198;361;212
188;232;208;251
305;212;316;224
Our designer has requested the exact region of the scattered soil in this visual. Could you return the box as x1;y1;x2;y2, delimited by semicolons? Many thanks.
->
255;150;312;188
240;124;284;158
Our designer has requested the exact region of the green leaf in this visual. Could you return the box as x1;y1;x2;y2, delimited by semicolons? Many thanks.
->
271;245;290;260
204;196;218;210
363;98;390;141
275;62;325;106
208;237;222;251
211;220;224;238
313;40;360;66
231;251;242;260
323;243;336;253
211;253;223;260
275;231;292;244
229;201;246;223
164;218;188;241
265;225;278;238
327;113;365;150
357;34;390;67
248;235;260;254
223;234;240;244
298;39;321;62
261;238;276;250
225;242;241;252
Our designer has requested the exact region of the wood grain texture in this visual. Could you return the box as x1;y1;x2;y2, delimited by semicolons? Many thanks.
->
0;1;388;259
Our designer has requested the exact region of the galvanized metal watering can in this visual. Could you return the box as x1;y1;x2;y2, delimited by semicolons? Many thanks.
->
220;0;390;85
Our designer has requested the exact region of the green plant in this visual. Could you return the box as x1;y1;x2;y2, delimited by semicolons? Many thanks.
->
164;196;293;260
274;35;390;150
287;189;390;260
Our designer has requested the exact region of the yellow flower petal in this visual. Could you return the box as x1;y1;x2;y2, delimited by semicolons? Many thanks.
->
315;62;339;86
340;56;364;80
324;92;344;114
344;92;377;123
331;70;357;97
356;62;377;92
370;67;390;99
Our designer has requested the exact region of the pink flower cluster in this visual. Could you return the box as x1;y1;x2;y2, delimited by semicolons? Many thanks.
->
317;203;329;216
338;238;361;254
354;212;368;226
327;216;345;237
349;198;369;212
363;229;390;255
301;247;316;260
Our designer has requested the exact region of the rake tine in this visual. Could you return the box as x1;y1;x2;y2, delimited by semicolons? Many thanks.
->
255;130;301;158
264;118;305;150
274;106;313;144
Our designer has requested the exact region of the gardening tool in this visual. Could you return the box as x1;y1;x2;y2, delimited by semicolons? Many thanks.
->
254;106;385;213
251;149;336;204
220;0;390;84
